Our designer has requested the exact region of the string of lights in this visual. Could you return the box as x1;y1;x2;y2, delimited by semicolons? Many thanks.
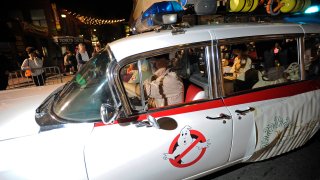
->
64;9;126;25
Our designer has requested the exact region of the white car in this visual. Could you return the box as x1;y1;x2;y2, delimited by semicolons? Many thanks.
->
1;19;320;179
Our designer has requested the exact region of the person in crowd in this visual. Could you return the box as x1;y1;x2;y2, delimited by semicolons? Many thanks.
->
72;47;78;72
21;47;46;86
76;43;90;71
64;50;74;75
0;53;14;90
35;49;44;61
92;43;102;57
69;51;77;74
123;54;184;108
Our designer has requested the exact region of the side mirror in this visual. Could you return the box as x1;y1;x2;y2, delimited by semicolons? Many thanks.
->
100;103;119;124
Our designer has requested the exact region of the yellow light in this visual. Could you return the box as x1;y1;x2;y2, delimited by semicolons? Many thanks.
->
64;8;126;26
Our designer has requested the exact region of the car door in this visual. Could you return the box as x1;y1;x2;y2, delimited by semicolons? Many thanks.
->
222;83;320;162
85;101;232;179
84;45;233;179
219;36;320;163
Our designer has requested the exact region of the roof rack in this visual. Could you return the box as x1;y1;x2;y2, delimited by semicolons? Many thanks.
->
153;22;190;35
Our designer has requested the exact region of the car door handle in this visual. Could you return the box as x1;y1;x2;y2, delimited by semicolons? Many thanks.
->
206;113;232;120
235;107;255;115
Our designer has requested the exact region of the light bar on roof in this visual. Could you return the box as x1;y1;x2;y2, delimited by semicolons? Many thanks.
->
142;1;183;21
133;1;184;34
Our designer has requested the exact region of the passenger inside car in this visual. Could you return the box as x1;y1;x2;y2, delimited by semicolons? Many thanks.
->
221;38;301;95
121;60;153;84
305;37;320;79
222;44;256;93
224;44;252;81
123;54;184;109
121;46;211;111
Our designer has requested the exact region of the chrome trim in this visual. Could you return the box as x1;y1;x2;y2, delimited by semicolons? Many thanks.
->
110;60;132;116
298;36;306;80
107;61;119;104
138;60;146;107
106;46;121;106
205;46;213;99
110;47;134;116
117;41;212;67
218;34;304;46
304;33;320;38
211;43;222;98
235;107;255;115
215;42;227;97
114;41;212;116
105;46;115;63
206;113;232;120
39;123;66;132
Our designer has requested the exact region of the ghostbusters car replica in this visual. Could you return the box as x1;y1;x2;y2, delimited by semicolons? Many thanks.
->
1;17;320;180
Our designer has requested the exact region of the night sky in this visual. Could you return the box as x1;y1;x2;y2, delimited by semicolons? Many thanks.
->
52;0;134;21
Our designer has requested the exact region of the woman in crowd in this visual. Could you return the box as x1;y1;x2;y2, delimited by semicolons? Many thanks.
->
21;47;46;86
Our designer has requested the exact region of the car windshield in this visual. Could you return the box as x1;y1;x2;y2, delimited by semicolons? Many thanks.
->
53;50;115;122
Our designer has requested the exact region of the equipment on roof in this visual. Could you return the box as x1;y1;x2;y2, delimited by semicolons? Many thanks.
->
132;1;184;34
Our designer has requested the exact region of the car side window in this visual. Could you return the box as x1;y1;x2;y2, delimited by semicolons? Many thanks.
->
221;38;300;96
120;46;210;112
183;47;209;103
305;35;320;79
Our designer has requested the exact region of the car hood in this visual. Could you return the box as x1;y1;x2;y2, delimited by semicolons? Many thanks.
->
0;84;64;141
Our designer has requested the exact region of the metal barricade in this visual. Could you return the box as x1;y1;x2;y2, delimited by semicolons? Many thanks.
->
7;66;70;90
43;66;63;85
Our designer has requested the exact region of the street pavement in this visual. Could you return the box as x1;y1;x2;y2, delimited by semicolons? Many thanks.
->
199;131;320;180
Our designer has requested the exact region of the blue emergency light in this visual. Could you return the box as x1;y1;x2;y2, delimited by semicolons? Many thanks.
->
133;1;184;34
142;1;184;20
142;1;184;26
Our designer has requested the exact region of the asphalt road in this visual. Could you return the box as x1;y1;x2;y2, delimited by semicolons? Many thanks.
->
199;130;320;180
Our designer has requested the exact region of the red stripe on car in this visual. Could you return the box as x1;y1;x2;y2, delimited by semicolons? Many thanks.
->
95;80;319;127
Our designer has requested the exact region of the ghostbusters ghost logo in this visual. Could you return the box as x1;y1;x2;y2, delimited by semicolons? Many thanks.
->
163;125;210;168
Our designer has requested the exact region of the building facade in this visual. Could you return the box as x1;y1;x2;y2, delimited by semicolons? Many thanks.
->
1;0;90;70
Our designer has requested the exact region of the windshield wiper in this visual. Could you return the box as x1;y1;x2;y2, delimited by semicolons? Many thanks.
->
35;82;69;114
54;81;71;100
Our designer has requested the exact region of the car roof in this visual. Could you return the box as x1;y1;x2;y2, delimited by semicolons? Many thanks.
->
108;22;320;61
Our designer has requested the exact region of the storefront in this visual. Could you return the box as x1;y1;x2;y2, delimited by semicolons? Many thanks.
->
53;36;91;54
